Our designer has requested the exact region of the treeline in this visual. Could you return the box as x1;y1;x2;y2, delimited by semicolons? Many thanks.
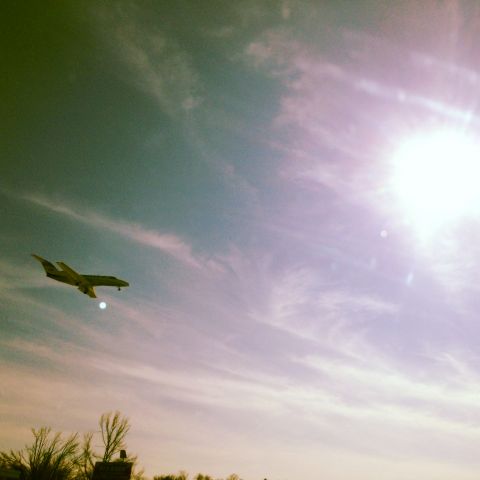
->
155;475;242;480
0;412;244;480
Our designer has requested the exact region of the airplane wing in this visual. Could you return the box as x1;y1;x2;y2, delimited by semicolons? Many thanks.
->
57;261;86;284
57;262;98;298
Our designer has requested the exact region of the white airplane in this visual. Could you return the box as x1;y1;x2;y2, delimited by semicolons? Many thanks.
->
32;254;129;298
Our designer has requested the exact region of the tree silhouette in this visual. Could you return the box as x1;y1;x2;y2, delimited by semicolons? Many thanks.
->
0;427;79;480
99;411;130;462
194;474;213;480
0;414;245;480
0;412;143;480
79;411;140;480
153;472;188;480
154;472;242;480
76;433;95;480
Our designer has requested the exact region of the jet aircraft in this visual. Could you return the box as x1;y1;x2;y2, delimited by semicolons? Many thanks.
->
32;254;129;298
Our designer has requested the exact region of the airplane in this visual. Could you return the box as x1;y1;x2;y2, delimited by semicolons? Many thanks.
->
32;254;129;298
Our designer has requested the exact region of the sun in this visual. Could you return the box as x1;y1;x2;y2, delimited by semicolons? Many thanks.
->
390;129;480;238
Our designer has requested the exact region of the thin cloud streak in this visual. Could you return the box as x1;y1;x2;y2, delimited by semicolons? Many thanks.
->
22;193;202;268
299;354;480;412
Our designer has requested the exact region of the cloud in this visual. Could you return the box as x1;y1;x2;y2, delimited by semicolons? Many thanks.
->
93;4;202;118
245;23;480;210
7;4;480;479
242;17;480;319
281;1;291;20
22;193;202;268
5;333;480;472
246;263;397;353
0;257;46;290
5;334;479;439
299;353;480;413
3;238;480;477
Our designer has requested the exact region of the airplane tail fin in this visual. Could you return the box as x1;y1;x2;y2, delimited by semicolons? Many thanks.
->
31;254;59;275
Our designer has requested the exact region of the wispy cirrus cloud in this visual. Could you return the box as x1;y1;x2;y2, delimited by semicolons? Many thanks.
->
93;3;202;117
298;353;480;414
243;263;398;353
8;3;480;479
3;239;480;477
242;11;480;327
245;19;480;207
22;193;202;268
5;334;480;471
0;257;46;290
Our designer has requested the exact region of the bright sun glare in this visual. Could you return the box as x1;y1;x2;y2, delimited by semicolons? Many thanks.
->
391;129;480;238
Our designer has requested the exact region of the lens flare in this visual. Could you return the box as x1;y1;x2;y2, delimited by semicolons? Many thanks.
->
99;301;107;309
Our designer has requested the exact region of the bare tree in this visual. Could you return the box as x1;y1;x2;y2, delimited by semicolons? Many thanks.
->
99;411;130;462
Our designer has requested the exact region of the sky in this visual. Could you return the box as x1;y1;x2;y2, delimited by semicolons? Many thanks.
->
4;1;480;479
